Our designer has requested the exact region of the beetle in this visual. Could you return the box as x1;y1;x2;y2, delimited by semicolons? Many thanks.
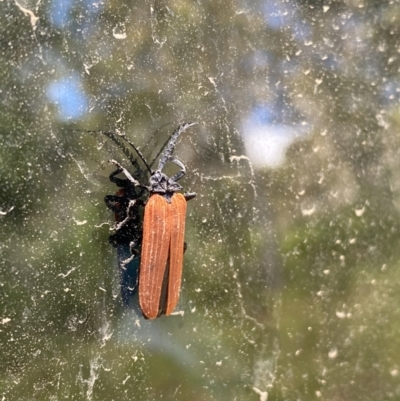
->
102;123;196;318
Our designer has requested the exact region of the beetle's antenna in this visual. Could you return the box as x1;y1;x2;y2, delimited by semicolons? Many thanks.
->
147;123;175;168
157;123;197;171
142;123;172;154
86;130;143;172
115;133;152;174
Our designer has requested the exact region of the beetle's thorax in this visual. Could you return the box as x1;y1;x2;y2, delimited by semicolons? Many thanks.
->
149;171;182;202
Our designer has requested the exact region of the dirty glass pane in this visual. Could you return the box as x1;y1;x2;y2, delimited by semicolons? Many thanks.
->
1;0;399;400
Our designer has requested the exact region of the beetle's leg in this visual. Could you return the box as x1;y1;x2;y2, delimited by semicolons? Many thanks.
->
109;159;141;187
104;194;126;213
109;168;129;188
129;240;140;256
115;199;137;231
169;156;186;182
184;192;196;201
120;240;140;269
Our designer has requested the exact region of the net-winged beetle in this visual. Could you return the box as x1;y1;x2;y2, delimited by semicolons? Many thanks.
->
101;123;196;319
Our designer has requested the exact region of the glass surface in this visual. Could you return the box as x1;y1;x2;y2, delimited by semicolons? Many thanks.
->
1;1;400;400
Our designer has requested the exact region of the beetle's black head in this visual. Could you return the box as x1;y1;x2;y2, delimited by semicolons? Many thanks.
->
149;170;182;199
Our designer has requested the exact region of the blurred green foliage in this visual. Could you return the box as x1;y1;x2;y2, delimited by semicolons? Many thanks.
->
1;0;400;400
